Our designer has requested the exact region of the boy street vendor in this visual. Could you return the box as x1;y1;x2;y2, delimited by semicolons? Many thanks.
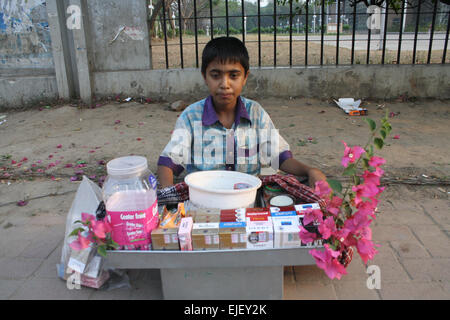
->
157;37;326;188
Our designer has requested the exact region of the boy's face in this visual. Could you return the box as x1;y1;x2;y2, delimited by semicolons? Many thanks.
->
203;58;249;109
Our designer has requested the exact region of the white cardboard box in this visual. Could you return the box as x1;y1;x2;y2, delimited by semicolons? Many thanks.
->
246;219;273;250
272;216;301;248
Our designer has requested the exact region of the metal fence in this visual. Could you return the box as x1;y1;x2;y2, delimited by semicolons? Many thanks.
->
150;0;450;69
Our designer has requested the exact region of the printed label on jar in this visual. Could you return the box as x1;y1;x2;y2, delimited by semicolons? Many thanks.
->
107;200;158;248
148;174;158;190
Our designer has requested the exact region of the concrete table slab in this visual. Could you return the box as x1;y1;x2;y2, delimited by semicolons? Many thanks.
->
106;247;316;300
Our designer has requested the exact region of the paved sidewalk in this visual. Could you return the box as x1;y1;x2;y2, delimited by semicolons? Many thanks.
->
0;98;449;299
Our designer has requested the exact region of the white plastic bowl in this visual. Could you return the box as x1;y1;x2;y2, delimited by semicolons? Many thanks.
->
184;170;262;210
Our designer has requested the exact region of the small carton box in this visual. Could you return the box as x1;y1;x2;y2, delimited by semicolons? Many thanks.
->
295;203;321;213
272;216;301;248
193;210;220;223
151;227;180;250
270;206;298;218
246;219;274;250
219;221;247;249
192;222;220;250
220;208;246;222
245;207;271;221
178;217;193;251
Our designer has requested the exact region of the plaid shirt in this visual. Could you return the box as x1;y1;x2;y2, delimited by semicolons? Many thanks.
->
158;96;292;176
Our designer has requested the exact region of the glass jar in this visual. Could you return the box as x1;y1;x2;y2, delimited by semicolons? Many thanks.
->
103;156;159;250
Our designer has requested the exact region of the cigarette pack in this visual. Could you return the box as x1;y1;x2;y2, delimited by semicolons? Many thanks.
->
272;216;302;248
220;208;246;222
295;203;321;213
150;227;180;250
192;208;220;223
192;222;220;250
246;219;274;250
245;207;271;221
270;206;298;217
178;217;193;251
219;221;247;249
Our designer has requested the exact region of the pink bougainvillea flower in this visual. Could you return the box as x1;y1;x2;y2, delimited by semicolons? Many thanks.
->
362;167;384;186
318;217;337;240
56;144;62;149
299;226;318;244
11;160;17;165
326;196;343;216
309;244;348;280
37;169;44;173
48;155;53;159
92;220;112;239
97;160;106;165
37;160;42;164
136;138;142;141
344;211;372;235
65;163;73;168
352;182;380;206
69;231;92;251
21;157;28;162
356;238;379;264
368;156;386;168
356;199;378;219
315;180;332;198
114;120;121;125
302;209;324;226
393;135;400;139
70;176;78;182
341;141;365;168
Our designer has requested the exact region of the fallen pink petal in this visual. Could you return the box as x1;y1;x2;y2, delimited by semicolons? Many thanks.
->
393;135;400;139
17;200;28;207
56;144;62;149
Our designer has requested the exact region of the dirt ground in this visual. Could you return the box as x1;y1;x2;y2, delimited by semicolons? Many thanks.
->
0;96;449;205
0;96;449;300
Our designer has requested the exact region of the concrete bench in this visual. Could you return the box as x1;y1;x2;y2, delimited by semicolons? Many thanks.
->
106;247;316;299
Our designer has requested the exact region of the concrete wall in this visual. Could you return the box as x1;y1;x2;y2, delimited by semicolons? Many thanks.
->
86;0;151;72
93;64;450;102
0;0;54;69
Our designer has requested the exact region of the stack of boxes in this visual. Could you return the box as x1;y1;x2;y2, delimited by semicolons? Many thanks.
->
150;202;324;251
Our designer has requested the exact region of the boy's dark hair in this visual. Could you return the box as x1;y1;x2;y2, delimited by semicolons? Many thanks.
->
201;37;249;75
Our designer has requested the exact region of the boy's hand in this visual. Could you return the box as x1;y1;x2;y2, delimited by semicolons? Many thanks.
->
307;168;327;189
280;158;326;188
157;165;174;188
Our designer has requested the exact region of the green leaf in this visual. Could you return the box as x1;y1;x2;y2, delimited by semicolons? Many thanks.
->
327;178;342;194
365;118;376;132
69;227;84;237
97;245;107;258
374;137;384;150
342;164;356;176
380;128;387;140
354;176;361;185
362;158;370;170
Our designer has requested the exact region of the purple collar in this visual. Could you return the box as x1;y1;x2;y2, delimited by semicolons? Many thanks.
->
202;96;251;127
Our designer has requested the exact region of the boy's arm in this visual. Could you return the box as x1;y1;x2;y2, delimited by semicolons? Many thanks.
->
280;158;326;188
157;165;174;188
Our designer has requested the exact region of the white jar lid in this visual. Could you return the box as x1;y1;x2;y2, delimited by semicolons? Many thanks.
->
270;195;294;207
106;156;148;176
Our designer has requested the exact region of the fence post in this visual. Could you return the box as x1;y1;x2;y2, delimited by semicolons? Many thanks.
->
46;0;75;100
69;0;93;105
